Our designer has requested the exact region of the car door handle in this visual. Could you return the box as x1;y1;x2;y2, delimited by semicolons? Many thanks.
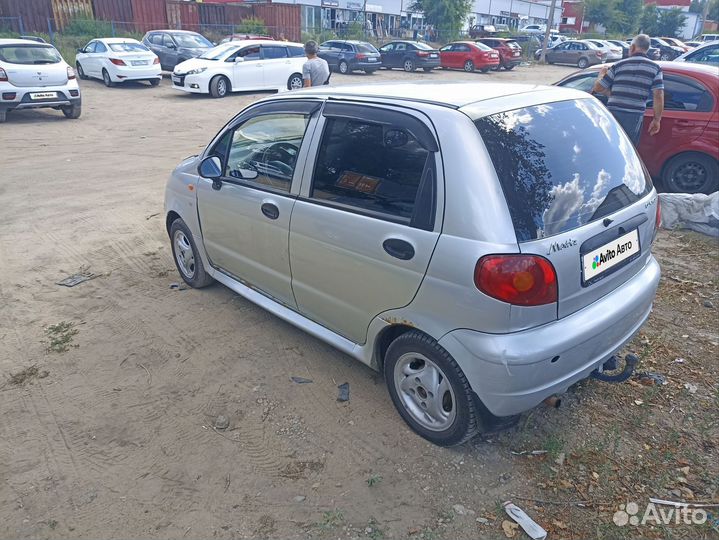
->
261;203;279;220
382;238;415;260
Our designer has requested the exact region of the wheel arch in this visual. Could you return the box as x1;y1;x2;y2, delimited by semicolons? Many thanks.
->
372;324;434;372
166;210;181;236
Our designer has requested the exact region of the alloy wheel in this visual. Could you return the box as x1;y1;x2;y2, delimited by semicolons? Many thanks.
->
173;230;196;279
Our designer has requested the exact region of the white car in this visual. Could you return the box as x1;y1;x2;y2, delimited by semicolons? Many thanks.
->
171;40;307;98
585;39;622;61
75;38;161;87
0;38;81;123
520;24;547;35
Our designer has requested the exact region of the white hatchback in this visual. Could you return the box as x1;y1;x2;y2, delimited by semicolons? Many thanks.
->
171;40;307;98
75;38;161;87
0;38;81;123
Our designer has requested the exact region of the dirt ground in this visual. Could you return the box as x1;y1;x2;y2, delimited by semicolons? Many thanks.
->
1;64;717;540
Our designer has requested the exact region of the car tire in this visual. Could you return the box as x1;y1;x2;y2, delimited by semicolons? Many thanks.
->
170;218;214;288
102;69;115;87
62;104;81;119
149;78;161;86
464;59;475;72
76;62;88;80
504;63;515;70
339;60;349;74
577;57;589;69
403;58;415;72
384;331;483;447
287;72;303;90
209;75;229;98
662;152;719;194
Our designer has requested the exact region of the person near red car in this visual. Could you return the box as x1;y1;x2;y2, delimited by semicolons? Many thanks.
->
592;33;665;145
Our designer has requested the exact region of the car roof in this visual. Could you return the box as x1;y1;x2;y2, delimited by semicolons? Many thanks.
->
215;39;302;48
0;38;52;46
561;60;719;82
270;81;587;112
99;37;142;44
147;29;202;34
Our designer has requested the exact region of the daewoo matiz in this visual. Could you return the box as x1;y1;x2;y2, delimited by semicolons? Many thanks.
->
165;82;661;446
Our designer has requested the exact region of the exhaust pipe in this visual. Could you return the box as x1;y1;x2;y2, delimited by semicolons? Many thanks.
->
543;395;562;408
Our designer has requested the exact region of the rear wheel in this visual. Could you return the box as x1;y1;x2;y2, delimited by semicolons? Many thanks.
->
339;60;349;74
102;69;115;87
662;152;719;194
287;72;303;90
209;75;229;98
384;331;481;446
170;218;214;288
403;58;415;72
62;104;81;119
463;59;475;72
76;62;88;80
577;57;589;69
504;63;515;70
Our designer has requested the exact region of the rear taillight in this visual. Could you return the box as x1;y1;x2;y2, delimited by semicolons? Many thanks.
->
474;254;558;306
153;56;160;64
0;67;7;82
356;53;367;60
110;58;126;66
417;51;429;57
67;66;76;80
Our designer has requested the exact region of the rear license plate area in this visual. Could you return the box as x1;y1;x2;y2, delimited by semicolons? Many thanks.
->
582;228;641;286
30;92;57;100
132;60;148;66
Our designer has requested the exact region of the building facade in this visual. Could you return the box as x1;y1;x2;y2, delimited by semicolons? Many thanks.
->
467;0;562;30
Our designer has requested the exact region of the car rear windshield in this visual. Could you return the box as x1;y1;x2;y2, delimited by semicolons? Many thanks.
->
414;42;434;50
356;43;379;53
474;41;493;51
0;44;61;64
506;40;521;49
474;99;652;242
173;33;212;48
109;42;149;52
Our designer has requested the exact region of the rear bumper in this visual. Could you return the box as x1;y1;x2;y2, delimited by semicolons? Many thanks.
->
111;65;162;81
352;60;382;70
438;255;660;417
0;84;81;111
417;58;441;68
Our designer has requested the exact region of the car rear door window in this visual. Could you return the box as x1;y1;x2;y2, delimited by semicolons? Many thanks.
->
311;113;434;224
474;99;652;241
654;75;714;111
288;45;305;57
262;46;288;59
689;44;719;63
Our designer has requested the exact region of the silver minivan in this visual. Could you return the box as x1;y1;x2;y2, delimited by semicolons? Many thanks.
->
164;82;661;446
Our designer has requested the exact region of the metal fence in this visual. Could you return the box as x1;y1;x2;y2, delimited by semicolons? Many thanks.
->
0;15;22;34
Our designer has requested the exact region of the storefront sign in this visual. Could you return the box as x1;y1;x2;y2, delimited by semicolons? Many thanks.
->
366;3;383;12
347;1;362;9
322;0;340;7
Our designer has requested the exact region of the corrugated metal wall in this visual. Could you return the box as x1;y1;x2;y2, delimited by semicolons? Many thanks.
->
92;0;132;23
252;3;301;41
51;0;94;28
0;0;53;32
198;2;225;26
130;0;167;31
166;0;199;29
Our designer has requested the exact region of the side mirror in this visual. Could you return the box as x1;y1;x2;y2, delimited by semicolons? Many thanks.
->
198;155;222;180
235;56;245;62
77;48;84;53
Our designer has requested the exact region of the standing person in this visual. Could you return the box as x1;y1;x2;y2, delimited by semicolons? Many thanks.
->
592;34;664;146
412;21;419;41
302;41;330;87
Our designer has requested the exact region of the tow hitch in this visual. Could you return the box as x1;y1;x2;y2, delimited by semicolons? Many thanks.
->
590;353;638;383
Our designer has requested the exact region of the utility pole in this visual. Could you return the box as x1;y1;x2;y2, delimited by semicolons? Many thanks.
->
700;0;710;37
540;0;558;63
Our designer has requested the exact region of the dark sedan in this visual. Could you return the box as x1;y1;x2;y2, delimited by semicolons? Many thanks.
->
318;40;381;74
378;40;440;72
651;37;684;60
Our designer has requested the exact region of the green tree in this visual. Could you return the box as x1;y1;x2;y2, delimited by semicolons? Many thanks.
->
609;0;644;34
408;0;473;40
656;8;687;36
690;0;719;19
639;4;660;35
583;0;616;31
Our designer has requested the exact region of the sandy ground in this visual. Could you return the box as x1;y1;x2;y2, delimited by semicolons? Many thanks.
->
1;64;717;540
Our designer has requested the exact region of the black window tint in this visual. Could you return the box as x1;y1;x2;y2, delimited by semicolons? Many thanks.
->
288;45;305;57
656;76;714;112
395;43;406;51
224;114;309;192
262;46;288;59
312;118;430;221
474;99;652;241
562;74;597;92
240;46;261;60
162;34;174;48
341;43;353;51
356;43;378;53
84;41;96;53
95;41;107;53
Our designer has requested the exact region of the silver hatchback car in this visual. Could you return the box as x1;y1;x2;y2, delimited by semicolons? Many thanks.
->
165;82;661;446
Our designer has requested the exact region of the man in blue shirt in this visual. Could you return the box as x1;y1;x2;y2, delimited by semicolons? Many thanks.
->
592;34;665;145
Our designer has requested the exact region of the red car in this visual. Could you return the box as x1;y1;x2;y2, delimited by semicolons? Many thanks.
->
556;62;719;194
475;38;523;70
439;41;500;73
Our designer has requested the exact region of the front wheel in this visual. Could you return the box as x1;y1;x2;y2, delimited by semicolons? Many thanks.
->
102;69;115;87
287;72;303;90
463;59;475;72
76;62;88;80
170;218;214;288
338;60;349;74
62;104;81;119
384;331;481;446
209;75;229;98
577;57;589;69
662;152;719;194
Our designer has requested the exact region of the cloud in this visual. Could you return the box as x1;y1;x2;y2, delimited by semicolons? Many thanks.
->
542;174;585;236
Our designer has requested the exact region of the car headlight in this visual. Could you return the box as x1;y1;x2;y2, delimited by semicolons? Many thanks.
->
185;67;207;75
